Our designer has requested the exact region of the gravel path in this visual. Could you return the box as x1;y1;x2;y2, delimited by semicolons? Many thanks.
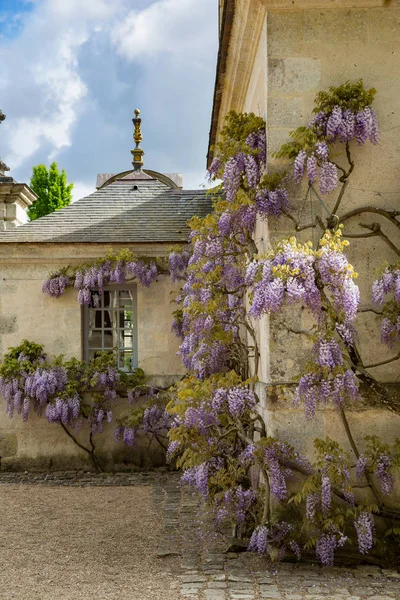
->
0;484;179;600
0;474;398;600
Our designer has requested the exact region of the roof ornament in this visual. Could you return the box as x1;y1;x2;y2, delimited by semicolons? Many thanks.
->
131;108;144;172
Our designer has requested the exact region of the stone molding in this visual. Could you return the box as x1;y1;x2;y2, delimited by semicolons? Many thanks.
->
259;0;398;8
208;0;266;166
0;183;37;230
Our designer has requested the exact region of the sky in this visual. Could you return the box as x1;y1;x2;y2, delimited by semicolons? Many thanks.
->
0;0;219;200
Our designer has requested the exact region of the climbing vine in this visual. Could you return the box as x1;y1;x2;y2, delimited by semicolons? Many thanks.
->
166;80;400;566
42;249;167;305
0;340;169;471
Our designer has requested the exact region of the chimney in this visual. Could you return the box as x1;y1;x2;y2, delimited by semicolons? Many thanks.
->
0;163;37;230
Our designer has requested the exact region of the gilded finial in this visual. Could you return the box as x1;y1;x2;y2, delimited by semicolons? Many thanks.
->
131;108;144;171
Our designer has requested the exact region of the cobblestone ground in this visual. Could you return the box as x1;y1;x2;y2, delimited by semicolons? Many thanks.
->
0;471;399;600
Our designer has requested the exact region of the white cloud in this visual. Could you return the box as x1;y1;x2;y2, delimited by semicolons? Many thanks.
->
111;0;216;67
1;0;122;170
72;180;96;203
0;0;218;191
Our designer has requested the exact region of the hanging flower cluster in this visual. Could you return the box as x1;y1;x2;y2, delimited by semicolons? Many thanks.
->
0;340;146;433
172;211;249;378
275;80;379;195
372;263;400;347
42;249;161;306
172;113;293;379
246;229;360;416
168;248;191;282
356;435;400;497
309;105;379;146
114;389;170;452
248;522;298;560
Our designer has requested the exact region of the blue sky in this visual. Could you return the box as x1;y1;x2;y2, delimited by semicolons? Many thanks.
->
0;0;218;199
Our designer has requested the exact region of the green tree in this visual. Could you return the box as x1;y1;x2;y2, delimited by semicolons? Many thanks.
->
28;162;73;221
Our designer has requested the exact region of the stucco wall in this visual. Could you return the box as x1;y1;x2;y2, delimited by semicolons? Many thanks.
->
0;243;184;470
216;0;400;470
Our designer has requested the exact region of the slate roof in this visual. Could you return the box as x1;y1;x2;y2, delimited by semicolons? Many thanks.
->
0;179;212;244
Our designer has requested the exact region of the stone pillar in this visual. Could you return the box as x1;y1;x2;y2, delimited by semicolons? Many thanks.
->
0;175;37;230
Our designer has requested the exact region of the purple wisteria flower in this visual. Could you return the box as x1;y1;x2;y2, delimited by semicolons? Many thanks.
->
319;161;338;195
181;462;209;498
294;150;307;183
306;154;317;183
354;512;374;554
208;157;222;180
375;454;395;495
310;105;379;146
316;533;346;567
216;486;257;525
321;476;331;516
42;275;70;298
306;493;319;522
356;454;368;480
255;187;289;218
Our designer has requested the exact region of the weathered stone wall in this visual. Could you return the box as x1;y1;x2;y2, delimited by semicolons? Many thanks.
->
216;0;400;483
0;243;184;470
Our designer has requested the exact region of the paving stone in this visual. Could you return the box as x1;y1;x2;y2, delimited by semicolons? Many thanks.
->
260;592;282;599
207;582;228;589
382;570;400;580
179;575;208;584
285;595;303;600
228;583;255;591
204;591;227;600
260;584;280;593
181;582;204;589
367;597;397;600
348;587;380;596
259;576;277;583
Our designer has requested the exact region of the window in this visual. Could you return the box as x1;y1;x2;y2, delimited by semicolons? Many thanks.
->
83;286;138;371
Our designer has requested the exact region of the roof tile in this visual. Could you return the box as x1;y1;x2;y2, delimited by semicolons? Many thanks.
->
0;180;212;243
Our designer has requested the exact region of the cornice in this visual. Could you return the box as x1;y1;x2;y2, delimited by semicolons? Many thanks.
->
208;0;266;168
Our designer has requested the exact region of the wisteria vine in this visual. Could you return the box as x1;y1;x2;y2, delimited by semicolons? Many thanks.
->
42;248;164;306
0;340;169;471
167;81;400;566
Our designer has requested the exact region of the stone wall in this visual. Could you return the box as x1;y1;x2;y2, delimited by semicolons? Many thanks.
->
0;242;184;470
214;0;400;496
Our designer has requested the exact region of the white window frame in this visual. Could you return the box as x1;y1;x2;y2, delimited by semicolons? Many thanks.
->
82;285;138;371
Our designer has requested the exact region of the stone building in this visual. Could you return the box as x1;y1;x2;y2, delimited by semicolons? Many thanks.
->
0;112;210;470
208;0;400;498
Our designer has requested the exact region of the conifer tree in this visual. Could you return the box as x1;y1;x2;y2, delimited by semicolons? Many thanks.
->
28;162;73;221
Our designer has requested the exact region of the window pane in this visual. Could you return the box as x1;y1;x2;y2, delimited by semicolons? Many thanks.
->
118;350;133;371
119;291;134;308
122;310;133;328
84;287;137;370
88;330;102;348
102;291;111;307
88;309;103;329
104;310;118;329
103;329;123;350
120;331;133;350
